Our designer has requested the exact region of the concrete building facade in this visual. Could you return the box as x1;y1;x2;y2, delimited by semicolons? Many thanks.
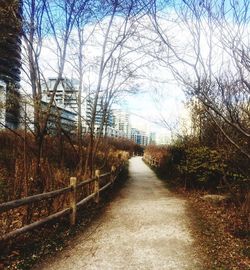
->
42;78;79;113
42;78;114;136
131;128;149;146
112;109;131;139
0;0;23;128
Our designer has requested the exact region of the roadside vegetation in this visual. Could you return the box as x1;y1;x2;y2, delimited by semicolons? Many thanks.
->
0;129;141;269
144;1;250;268
144;108;250;269
0;1;146;268
0;162;130;270
0;130;138;230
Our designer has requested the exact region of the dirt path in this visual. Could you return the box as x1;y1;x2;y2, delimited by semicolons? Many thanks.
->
37;157;202;270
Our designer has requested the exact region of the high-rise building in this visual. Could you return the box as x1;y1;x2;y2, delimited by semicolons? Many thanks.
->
149;132;156;145
0;0;23;128
40;78;80;133
42;78;115;135
112;109;130;138
40;101;77;133
131;128;148;146
42;78;79;113
84;94;114;135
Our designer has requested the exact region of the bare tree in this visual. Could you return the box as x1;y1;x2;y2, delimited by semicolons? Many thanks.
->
149;0;250;159
79;0;151;177
22;0;85;191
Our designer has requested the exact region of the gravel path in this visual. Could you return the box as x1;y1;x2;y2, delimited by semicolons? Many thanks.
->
37;157;202;270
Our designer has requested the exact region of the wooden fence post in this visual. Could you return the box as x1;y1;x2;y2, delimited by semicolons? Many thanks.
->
95;170;100;203
111;165;116;184
70;177;77;226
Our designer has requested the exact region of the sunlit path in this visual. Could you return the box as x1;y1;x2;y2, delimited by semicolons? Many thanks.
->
37;157;202;270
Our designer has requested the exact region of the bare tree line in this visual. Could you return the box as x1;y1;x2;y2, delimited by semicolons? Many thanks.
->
1;0;249;194
147;0;249;161
0;0;154;193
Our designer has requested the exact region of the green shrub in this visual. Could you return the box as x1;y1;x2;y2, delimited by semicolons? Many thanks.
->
145;143;247;192
178;147;225;189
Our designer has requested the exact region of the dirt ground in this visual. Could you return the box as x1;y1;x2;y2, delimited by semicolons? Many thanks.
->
35;157;203;270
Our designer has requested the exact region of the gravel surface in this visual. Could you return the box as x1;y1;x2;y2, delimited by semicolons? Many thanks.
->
36;157;203;270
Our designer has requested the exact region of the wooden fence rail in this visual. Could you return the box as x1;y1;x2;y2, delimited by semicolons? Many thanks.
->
0;187;71;214
142;154;160;168
0;165;122;242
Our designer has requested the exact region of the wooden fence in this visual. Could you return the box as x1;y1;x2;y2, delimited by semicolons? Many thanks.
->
142;154;160;168
0;165;122;242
